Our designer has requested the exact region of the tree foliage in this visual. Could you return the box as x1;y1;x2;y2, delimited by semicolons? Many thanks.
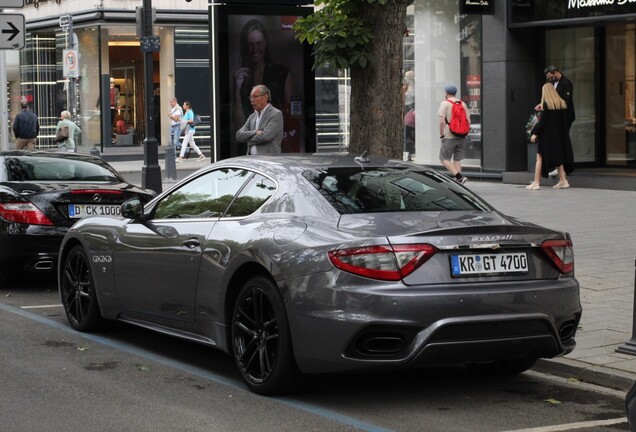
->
294;0;412;158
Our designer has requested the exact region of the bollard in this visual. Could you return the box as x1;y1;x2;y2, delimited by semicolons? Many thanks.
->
164;143;177;181
90;144;101;158
616;259;636;355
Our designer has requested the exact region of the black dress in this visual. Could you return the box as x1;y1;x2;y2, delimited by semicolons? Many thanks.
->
531;103;574;178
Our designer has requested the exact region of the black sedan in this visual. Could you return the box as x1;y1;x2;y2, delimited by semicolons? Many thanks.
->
58;154;581;395
0;151;155;286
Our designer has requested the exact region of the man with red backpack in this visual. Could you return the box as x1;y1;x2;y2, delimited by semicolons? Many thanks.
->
438;84;470;185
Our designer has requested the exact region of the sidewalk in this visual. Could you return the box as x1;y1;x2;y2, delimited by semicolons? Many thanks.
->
85;144;636;392
467;181;636;392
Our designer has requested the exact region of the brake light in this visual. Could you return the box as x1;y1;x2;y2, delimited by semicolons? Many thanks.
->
541;239;574;274
71;189;123;195
328;244;437;281
0;203;54;226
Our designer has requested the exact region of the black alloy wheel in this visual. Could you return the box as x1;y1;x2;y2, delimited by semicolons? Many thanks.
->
60;245;102;332
231;276;299;395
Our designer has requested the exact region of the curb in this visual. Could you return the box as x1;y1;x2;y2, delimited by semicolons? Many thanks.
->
535;357;636;392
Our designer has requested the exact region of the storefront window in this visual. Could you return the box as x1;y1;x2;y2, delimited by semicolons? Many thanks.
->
411;0;482;167
546;27;595;164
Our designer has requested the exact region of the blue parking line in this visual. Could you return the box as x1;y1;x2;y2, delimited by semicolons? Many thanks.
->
0;302;393;432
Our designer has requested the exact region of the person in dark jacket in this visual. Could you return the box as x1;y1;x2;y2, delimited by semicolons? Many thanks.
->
527;83;575;190
544;65;575;131
12;102;40;150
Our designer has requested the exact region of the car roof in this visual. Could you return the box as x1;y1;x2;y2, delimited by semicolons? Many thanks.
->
211;153;418;172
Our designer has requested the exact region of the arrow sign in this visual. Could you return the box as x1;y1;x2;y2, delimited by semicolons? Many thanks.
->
0;14;25;50
2;21;19;41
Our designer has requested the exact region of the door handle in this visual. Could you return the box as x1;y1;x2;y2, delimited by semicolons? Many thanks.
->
183;238;200;249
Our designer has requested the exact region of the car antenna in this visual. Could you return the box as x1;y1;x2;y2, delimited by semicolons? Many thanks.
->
354;151;370;164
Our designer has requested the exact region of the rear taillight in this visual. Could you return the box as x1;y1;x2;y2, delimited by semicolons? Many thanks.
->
541;239;574;274
328;244;437;281
0;203;54;226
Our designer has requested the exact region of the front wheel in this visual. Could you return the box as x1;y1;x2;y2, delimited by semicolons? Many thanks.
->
60;245;103;332
231;276;299;395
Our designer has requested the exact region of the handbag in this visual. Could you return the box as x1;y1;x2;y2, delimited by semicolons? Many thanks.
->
525;110;541;141
55;125;70;143
192;114;201;126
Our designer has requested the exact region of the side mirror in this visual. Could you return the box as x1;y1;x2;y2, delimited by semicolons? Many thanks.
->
121;198;144;220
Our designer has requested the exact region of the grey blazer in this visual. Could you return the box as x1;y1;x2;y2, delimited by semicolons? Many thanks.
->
235;105;283;154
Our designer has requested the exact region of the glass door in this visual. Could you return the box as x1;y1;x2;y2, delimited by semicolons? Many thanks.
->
605;23;636;166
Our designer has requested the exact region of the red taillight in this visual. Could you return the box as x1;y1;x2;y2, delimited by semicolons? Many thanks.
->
328;244;437;281
71;189;123;195
541;239;574;274
0;203;54;226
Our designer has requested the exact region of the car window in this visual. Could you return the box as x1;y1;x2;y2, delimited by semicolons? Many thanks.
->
6;156;119;182
303;167;492;214
154;168;252;219
225;174;277;217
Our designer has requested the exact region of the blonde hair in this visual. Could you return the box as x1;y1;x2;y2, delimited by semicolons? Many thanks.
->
60;110;71;120
541;83;567;110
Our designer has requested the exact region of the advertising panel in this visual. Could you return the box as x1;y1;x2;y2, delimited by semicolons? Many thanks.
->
213;4;314;159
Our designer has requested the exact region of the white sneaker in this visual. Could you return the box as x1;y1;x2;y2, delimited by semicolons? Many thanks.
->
197;155;206;162
175;157;183;163
548;169;558;177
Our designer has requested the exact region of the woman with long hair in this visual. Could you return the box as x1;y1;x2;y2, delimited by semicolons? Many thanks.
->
231;19;292;130
527;83;574;190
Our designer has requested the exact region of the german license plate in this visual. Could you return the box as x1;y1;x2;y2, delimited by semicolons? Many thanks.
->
68;204;121;219
451;252;528;276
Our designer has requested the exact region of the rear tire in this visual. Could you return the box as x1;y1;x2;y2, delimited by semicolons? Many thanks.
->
60;245;103;332
231;276;299;395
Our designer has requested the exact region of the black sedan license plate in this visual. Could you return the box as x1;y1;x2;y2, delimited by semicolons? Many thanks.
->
68;204;121;219
451;252;528;276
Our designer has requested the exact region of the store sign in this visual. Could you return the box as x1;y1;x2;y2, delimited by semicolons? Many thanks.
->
460;0;494;15
63;49;79;78
511;0;636;26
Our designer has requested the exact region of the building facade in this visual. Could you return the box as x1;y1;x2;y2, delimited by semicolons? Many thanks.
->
6;0;636;175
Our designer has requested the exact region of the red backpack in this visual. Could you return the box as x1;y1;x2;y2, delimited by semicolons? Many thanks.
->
446;99;470;137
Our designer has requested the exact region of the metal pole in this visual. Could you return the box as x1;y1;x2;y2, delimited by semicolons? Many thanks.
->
140;0;162;193
616;259;636;355
0;50;8;151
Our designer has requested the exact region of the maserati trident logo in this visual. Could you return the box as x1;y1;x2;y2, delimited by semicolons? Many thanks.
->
93;193;102;203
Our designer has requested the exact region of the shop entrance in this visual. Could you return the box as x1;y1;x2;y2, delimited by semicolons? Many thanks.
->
605;23;636;167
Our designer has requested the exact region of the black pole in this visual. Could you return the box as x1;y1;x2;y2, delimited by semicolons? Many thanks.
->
140;0;162;194
616;259;636;355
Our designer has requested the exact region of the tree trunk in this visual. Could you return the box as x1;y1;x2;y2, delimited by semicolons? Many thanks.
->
349;0;410;159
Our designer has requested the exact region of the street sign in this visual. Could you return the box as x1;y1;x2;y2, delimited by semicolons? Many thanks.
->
0;0;25;7
59;15;71;28
0;14;25;50
63;49;79;78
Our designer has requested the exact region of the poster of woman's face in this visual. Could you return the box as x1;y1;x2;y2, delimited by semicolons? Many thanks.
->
228;14;305;153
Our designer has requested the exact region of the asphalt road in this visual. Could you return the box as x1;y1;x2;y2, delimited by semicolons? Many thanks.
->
0;277;631;432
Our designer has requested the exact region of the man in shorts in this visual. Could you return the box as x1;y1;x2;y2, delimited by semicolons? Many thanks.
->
437;84;469;185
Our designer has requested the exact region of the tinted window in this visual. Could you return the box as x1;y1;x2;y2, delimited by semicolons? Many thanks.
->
225;174;276;217
154;168;252;219
303;167;491;214
6;156;119;182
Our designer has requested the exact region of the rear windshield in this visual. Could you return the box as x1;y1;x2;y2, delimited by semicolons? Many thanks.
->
303;167;492;214
5;156;120;182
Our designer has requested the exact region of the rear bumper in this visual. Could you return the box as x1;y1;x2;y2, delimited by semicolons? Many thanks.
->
284;272;581;374
0;223;67;273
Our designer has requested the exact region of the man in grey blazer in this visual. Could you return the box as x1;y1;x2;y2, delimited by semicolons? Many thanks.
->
236;84;283;154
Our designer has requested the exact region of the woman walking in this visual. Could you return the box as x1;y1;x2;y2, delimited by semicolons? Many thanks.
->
527;83;574;190
55;111;81;153
176;101;205;162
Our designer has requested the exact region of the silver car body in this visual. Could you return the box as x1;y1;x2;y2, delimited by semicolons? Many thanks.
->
58;154;580;385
